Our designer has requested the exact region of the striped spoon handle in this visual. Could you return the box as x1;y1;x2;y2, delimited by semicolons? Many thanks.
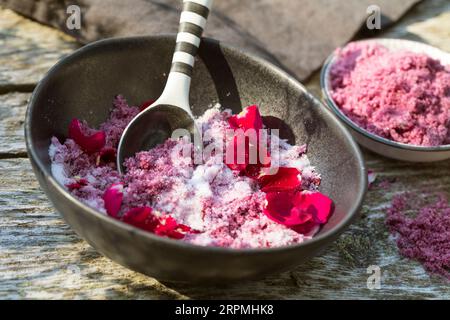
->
155;0;213;113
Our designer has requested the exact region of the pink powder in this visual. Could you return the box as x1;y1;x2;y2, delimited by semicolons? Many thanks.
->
386;192;450;280
330;41;450;147
49;96;324;249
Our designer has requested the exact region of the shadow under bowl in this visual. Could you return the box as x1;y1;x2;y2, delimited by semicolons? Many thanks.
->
321;38;450;162
25;35;366;283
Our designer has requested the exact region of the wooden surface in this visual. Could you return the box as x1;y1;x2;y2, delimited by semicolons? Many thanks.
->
1;0;450;299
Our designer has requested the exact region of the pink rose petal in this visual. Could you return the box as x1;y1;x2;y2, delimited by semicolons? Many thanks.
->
121;209;196;239
257;167;301;192
122;207;158;232
155;216;187;239
66;177;88;191
225;105;271;175
228;105;263;131
103;183;124;218
293;192;334;224
264;191;334;233
68;119;106;154
264;192;312;227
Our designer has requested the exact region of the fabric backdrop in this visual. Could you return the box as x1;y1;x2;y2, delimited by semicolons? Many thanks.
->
0;0;420;80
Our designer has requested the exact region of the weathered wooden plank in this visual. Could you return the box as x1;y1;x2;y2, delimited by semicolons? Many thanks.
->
2;0;450;300
0;8;78;87
0;93;29;156
1;157;449;299
381;0;450;48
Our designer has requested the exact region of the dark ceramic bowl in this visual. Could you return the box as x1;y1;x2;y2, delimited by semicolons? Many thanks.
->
321;38;450;162
25;35;367;283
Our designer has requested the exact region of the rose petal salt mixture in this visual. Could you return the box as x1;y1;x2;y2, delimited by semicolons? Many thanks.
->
49;95;334;249
330;41;450;147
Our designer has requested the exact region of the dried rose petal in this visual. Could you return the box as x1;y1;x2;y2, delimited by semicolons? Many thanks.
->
66;177;88;191
103;183;124;218
228;105;263;131
139;99;156;112
96;147;117;165
122;207;158;232
155;216;197;239
68;119;106;154
293;192;334;224
257;167;301;192
225;105;271;175
264;191;334;233
121;209;195;239
264;192;312;227
290;220;318;235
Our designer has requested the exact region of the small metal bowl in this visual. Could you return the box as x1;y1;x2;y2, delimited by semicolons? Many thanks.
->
321;38;450;162
26;35;366;283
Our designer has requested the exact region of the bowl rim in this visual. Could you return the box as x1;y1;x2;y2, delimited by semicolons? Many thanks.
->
25;34;367;254
320;38;450;152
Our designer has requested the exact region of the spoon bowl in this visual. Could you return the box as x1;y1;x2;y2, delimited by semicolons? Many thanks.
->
117;104;198;173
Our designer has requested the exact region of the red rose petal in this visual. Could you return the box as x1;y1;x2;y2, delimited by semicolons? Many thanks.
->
227;105;263;131
155;217;183;239
68;119;106;154
122;207;158;232
264;191;334;233
121;209;195;239
290;220;318;235
103;183;124;218
264;192;312;227
155;216;196;239
225;105;271;175
293;192;333;224
257;167;301;192
139;99;156;112
66;178;88;191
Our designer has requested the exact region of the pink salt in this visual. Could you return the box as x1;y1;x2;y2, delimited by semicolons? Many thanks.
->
386;192;450;280
330;41;450;147
49;96;322;249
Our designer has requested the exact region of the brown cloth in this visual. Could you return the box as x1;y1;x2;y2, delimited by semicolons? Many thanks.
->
0;0;420;80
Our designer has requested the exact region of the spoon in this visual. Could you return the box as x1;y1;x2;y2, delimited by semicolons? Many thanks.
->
117;0;214;174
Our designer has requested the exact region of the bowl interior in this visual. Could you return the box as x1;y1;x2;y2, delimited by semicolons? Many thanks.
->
321;38;450;152
27;35;366;245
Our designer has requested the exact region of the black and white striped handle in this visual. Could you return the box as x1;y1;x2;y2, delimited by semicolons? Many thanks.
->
171;0;213;77
156;0;213;113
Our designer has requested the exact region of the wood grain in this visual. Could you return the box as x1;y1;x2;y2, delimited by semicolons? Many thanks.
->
1;1;450;299
0;93;29;156
0;8;78;88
